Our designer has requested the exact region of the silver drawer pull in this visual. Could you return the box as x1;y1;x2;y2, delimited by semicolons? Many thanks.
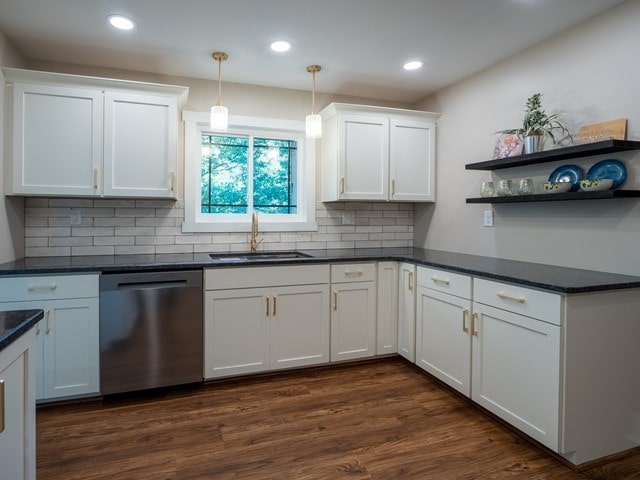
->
497;291;525;304
431;277;450;286
345;270;363;277
28;283;58;292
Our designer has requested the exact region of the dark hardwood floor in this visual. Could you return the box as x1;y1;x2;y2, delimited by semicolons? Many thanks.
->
37;358;640;479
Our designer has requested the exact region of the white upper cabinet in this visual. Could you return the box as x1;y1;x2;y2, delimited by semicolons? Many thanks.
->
3;68;187;199
320;103;440;203
103;92;177;197
7;83;103;196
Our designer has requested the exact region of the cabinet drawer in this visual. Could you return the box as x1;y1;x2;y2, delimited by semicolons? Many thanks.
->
473;278;562;325
0;274;99;302
417;266;471;299
330;263;376;283
205;264;329;290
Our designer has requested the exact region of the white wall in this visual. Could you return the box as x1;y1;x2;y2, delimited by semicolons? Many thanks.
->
0;32;26;263
414;0;640;276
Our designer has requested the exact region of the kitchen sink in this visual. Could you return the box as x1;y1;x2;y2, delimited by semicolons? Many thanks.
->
208;251;313;262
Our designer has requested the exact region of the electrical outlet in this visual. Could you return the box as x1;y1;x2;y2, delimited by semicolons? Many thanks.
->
483;210;494;227
342;211;355;225
70;209;82;226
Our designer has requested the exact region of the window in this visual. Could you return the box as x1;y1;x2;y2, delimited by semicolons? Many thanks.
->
183;112;316;232
201;134;298;215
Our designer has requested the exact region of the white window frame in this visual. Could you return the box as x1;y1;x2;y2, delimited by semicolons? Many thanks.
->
182;111;317;233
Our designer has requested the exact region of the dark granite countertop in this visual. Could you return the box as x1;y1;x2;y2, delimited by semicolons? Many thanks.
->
1;248;640;294
0;309;44;352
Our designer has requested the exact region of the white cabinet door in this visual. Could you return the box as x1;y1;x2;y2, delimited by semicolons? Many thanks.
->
42;298;100;399
0;328;36;480
270;285;330;370
331;281;376;361
204;288;270;379
471;302;561;451
8;83;102;196
416;287;472;396
397;263;416;362
338;114;389;200
103;92;177;198
376;262;398;355
389;119;436;202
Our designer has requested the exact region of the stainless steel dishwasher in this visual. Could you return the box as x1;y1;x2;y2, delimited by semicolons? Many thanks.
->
99;270;203;395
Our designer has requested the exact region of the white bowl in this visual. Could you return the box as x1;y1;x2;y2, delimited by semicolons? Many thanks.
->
542;182;572;194
580;178;614;191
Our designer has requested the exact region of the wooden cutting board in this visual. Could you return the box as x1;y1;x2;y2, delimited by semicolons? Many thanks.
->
579;118;627;140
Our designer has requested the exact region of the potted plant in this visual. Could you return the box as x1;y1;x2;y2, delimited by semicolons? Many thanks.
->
497;93;571;154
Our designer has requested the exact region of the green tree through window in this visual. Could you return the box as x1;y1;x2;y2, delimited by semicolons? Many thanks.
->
201;134;298;215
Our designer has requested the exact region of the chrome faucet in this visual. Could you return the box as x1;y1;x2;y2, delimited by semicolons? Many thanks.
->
250;212;261;253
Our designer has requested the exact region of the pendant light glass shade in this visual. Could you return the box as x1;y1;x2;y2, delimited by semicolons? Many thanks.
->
211;105;228;131
305;65;322;139
305;114;322;139
211;52;229;131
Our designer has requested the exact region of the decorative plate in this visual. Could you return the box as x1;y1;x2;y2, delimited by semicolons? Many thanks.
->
548;164;584;191
586;159;627;189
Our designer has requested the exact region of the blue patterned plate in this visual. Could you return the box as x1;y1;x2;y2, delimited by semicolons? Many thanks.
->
586;159;627;189
548;164;584;192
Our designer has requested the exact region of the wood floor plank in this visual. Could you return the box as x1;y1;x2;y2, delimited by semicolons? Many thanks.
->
36;358;640;479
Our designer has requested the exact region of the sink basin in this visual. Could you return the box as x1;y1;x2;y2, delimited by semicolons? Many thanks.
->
209;251;313;262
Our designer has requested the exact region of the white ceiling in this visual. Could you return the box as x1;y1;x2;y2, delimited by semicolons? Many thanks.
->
0;0;629;103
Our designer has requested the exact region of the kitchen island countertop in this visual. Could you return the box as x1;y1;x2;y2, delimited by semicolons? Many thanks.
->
0;309;44;352
1;247;640;294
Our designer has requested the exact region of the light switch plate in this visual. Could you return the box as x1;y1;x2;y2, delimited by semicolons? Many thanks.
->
483;210;494;227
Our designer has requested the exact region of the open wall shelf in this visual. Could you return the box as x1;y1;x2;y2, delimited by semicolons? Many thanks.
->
467;190;640;204
465;140;640;171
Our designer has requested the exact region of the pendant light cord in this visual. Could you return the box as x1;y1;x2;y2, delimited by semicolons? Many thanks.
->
311;70;316;114
217;57;222;107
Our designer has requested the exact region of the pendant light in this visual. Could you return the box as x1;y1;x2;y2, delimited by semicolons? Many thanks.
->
211;52;229;131
305;65;322;139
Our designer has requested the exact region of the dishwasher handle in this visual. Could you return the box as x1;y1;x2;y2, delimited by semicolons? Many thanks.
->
99;270;203;292
117;280;188;290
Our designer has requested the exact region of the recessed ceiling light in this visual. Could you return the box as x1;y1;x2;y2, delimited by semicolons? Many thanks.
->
403;61;423;71
270;40;292;53
108;15;136;31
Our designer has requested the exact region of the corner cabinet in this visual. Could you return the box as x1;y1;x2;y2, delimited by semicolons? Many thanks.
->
3;68;187;199
320;103;440;202
465;139;640;204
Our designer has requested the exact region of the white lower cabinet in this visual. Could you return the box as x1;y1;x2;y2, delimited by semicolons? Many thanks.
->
416;267;472;396
397;263;416;362
415;267;561;451
204;265;330;379
0;327;36;480
471;301;560;450
376;262;398;355
0;275;100;402
330;263;377;361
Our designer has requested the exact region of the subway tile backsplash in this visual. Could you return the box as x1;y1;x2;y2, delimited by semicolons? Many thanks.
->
23;198;414;257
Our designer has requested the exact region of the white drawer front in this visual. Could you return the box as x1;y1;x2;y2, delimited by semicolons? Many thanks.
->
0;274;99;302
205;264;329;290
473;278;562;325
417;266;471;299
330;263;376;283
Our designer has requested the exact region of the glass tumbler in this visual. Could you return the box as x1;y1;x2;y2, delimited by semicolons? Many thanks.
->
480;181;494;197
517;178;535;195
496;179;513;196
